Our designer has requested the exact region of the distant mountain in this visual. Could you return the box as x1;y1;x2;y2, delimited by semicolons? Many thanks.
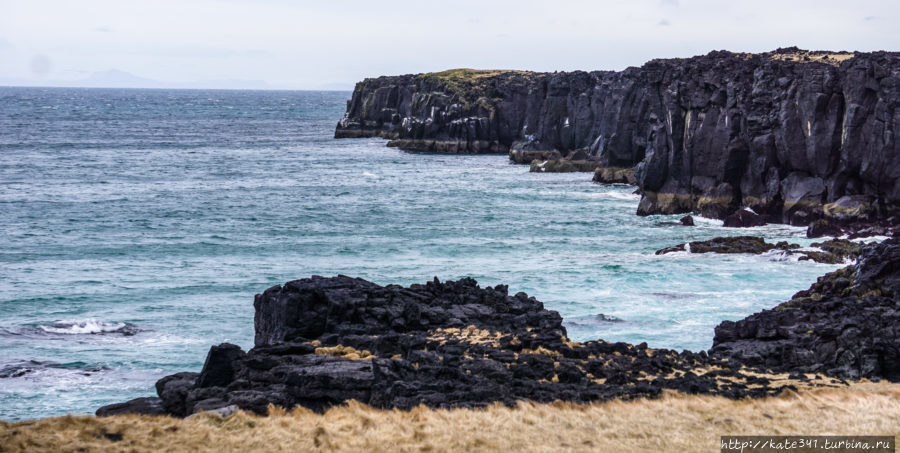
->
80;69;168;88
1;69;275;90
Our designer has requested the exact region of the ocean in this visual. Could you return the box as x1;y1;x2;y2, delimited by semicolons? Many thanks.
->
0;87;841;421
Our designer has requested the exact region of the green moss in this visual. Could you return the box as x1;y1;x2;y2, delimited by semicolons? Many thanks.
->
416;69;532;104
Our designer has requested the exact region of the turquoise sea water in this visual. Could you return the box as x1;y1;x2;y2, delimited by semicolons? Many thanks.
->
0;87;842;421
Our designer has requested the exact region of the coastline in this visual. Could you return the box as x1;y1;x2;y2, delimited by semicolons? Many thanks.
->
3;50;898;444
4;382;899;452
334;48;900;233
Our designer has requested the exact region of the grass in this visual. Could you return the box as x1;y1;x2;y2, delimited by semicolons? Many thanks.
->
416;69;532;104
2;382;898;452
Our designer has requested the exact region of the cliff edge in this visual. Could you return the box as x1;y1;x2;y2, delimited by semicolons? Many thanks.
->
335;48;900;226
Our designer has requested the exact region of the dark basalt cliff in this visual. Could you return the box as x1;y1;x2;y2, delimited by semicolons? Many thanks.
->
335;49;900;226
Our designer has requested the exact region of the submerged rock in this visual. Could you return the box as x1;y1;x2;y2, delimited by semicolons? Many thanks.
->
712;238;900;381
655;236;864;264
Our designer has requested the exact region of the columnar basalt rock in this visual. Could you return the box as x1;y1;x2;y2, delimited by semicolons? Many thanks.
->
335;49;900;227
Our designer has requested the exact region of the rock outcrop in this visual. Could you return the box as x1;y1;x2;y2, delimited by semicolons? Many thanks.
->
97;240;900;417
335;49;900;227
99;276;815;417
655;236;865;264
712;238;900;380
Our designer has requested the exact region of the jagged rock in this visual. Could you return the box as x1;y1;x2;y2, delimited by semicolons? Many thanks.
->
593;167;636;185
509;149;561;164
723;209;768;228
96;397;166;417
680;215;695;226
711;238;900;381
807;219;844;238
103;276;816;417
656;236;788;255
336;50;900;227
655;236;863;264
824;195;872;222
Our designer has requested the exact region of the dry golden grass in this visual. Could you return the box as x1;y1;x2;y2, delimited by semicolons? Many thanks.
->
766;51;856;65
427;326;503;347
2;382;898;452
314;345;375;360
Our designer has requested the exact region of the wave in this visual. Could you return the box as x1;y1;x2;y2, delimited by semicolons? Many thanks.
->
36;319;142;336
0;359;108;379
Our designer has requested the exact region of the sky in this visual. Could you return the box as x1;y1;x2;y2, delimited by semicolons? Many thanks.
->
0;0;898;90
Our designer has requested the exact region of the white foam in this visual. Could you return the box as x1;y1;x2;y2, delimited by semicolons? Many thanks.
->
39;319;126;335
602;191;641;201
762;249;799;262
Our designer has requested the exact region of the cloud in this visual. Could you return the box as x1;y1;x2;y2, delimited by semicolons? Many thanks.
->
658;19;671;26
660;0;678;6
863;16;879;21
94;26;112;32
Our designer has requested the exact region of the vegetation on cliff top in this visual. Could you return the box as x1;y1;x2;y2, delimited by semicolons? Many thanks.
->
417;68;532;103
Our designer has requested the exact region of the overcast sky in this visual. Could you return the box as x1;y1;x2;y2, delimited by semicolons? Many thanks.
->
1;0;897;90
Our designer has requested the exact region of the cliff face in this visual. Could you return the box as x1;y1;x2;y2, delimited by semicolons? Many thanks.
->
335;49;900;225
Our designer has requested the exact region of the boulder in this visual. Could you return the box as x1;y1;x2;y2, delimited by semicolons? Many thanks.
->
723;209;767;228
807;219;844;238
96;397;166;417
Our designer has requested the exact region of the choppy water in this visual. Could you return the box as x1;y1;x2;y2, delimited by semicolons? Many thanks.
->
0;87;842;421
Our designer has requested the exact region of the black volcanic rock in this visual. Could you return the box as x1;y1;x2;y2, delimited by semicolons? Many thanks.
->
335;50;900;227
655;236;864;264
723;209;768;228
96;397;166;417
100;276;814;417
711;238;900;380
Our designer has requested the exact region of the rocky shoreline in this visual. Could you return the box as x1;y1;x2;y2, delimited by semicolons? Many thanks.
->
335;49;899;232
97;238;900;417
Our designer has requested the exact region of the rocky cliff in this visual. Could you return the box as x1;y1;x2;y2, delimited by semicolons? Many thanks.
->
335;49;900;226
712;237;900;380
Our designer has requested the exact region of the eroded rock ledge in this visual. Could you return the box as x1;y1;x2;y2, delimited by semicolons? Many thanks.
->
335;49;899;227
